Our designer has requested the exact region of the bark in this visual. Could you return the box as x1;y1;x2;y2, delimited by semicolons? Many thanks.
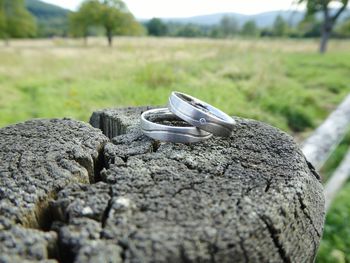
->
0;108;325;262
83;35;88;46
319;1;348;53
106;29;113;47
319;20;332;53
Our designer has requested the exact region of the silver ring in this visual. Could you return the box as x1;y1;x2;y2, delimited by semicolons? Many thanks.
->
168;91;235;137
140;108;212;143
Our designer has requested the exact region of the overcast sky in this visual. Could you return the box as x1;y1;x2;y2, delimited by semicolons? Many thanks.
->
42;0;305;18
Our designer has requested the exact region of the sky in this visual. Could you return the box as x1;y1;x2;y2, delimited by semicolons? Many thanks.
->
42;0;305;18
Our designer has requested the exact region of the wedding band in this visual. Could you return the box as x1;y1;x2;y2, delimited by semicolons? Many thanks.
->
140;108;212;143
168;91;235;137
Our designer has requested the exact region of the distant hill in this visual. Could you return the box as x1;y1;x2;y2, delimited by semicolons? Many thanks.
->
26;0;69;19
23;1;350;37
25;0;70;37
161;9;350;28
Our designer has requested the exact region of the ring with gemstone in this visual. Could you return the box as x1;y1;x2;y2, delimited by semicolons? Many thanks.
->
168;91;235;137
140;108;213;143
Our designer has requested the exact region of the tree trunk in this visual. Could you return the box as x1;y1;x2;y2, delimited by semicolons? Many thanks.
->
319;20;333;53
82;30;88;46
83;36;88;46
107;30;113;47
320;29;331;53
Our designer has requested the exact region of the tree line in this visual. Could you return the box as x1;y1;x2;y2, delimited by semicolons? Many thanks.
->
146;14;350;40
0;0;349;52
0;0;37;45
0;0;143;47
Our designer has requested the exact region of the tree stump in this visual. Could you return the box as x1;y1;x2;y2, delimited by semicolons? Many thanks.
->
0;108;325;263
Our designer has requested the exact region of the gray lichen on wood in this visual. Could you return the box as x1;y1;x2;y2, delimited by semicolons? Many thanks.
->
0;108;325;263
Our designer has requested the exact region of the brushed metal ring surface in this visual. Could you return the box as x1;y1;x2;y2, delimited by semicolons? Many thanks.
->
168;91;235;137
140;108;212;143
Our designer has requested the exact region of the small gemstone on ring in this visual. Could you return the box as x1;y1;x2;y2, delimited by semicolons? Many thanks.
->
199;118;206;124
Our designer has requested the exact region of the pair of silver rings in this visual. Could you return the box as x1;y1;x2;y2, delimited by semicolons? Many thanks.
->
140;92;235;143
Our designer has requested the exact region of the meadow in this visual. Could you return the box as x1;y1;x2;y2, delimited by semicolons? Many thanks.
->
0;37;349;262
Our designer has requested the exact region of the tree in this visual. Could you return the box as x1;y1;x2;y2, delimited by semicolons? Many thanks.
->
70;0;143;47
273;15;288;36
298;0;349;53
0;0;37;44
69;0;100;45
219;16;239;37
337;18;350;36
176;24;203;37
99;0;142;47
298;15;322;37
0;0;6;39
241;20;259;37
146;18;167;36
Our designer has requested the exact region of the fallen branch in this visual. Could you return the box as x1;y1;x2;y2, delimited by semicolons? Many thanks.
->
324;149;350;212
302;94;350;171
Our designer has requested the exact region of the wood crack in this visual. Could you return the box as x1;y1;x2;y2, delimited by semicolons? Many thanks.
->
259;215;291;263
296;192;321;238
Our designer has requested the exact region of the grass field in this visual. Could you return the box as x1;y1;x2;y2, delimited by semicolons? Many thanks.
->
0;37;349;262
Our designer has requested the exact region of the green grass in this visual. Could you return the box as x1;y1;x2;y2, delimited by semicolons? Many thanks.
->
317;181;350;263
0;37;350;262
317;131;350;263
321;132;350;181
0;38;349;135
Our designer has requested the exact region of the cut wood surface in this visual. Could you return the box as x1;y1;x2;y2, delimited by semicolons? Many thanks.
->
0;108;325;263
0;119;108;262
302;94;350;171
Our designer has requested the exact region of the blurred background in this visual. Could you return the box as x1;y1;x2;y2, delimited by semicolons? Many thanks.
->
0;0;349;262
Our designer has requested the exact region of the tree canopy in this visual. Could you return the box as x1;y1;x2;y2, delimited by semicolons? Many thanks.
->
298;0;349;52
298;15;321;38
338;18;350;36
146;18;168;36
220;16;239;37
0;1;6;39
69;0;100;40
273;15;288;36
70;0;143;46
0;0;37;42
241;20;259;37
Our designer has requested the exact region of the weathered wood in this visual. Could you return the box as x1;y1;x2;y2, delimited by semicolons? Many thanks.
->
302;94;350;171
0;119;108;262
324;149;350;211
89;107;324;263
0;109;325;263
